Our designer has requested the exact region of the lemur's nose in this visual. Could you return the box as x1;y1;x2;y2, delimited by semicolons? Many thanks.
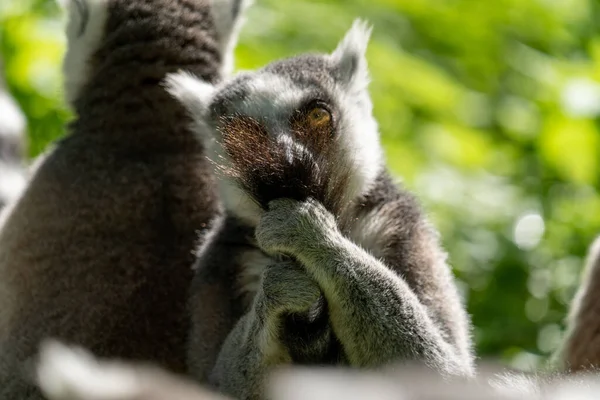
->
275;133;315;165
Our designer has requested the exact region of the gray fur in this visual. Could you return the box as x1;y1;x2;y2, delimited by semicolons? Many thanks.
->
210;261;331;398
172;20;474;399
0;0;250;398
254;195;470;373
554;235;600;372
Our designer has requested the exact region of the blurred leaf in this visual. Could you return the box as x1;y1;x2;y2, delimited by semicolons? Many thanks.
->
539;114;599;184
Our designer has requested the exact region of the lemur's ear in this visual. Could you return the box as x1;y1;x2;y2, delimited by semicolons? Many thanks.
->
164;71;216;121
330;19;372;92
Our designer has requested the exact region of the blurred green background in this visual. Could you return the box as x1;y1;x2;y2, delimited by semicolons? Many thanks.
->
1;0;599;370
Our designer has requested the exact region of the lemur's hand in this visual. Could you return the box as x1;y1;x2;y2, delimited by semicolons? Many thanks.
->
255;198;339;256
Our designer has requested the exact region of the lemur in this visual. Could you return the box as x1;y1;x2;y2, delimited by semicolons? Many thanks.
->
166;19;475;398
0;0;250;397
554;235;600;372
0;60;27;210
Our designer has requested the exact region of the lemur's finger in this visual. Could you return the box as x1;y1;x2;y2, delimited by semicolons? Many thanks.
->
261;261;322;314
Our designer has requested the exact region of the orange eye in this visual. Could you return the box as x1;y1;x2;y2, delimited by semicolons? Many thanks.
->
306;106;331;127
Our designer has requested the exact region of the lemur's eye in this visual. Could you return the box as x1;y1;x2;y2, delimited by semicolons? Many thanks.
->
305;106;331;128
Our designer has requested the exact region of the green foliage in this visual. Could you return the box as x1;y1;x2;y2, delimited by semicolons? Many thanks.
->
1;0;599;370
0;0;69;156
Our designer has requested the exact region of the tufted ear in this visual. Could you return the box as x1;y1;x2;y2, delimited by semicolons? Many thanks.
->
164;71;219;154
164;71;216;122
330;19;372;92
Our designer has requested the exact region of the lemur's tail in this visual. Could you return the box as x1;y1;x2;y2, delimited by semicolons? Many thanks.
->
554;235;600;372
0;63;27;210
210;0;254;77
36;340;230;400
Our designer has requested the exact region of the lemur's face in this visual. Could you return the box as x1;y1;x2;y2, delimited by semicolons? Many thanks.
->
168;20;383;224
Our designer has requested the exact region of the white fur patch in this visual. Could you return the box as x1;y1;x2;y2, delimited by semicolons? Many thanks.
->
234;73;306;122
488;372;541;397
60;0;109;106
220;179;263;226
0;91;26;138
331;86;383;208
28;145;56;177
37;340;140;400
210;0;253;77
585;235;600;273
550;379;600;400
193;213;226;264
237;249;273;306
164;71;216;120
164;71;219;159
0;161;27;205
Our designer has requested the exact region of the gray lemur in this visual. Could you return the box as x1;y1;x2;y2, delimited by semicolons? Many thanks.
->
167;19;475;399
554;235;600;372
0;0;250;398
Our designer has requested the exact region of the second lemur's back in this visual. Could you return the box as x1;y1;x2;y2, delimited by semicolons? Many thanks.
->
0;0;250;398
